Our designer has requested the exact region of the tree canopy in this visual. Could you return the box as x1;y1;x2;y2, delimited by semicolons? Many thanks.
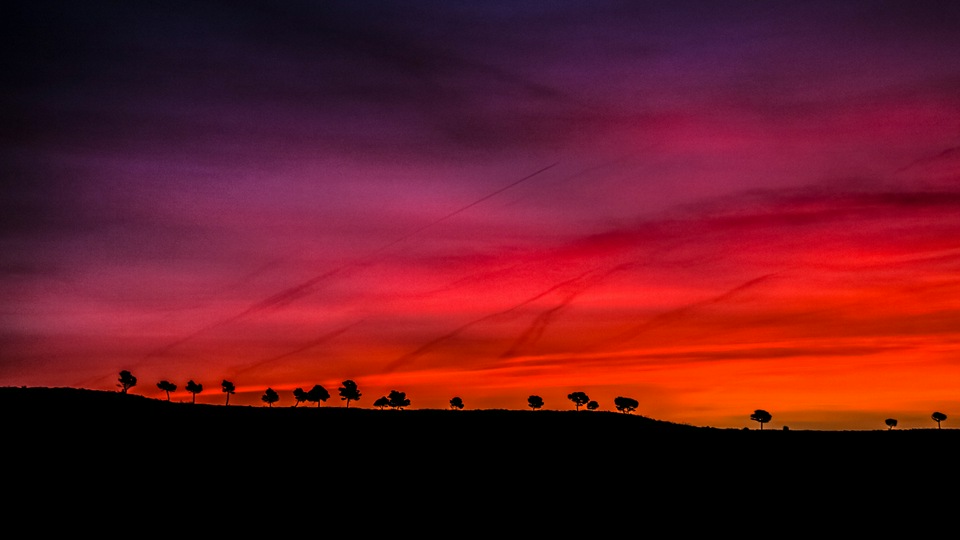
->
292;387;308;407
262;387;279;407
527;395;544;410
156;380;176;401
221;380;235;406
614;396;639;414
932;411;947;429
387;390;410;410
117;370;137;394
450;396;464;410
338;380;361;408
750;409;773;429
185;380;203;403
306;384;330;407
567;391;590;410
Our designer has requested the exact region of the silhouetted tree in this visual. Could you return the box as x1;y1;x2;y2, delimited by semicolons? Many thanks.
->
567;391;590;411
338;380;361;408
932;411;947;429
614;396;639;413
292;387;308;407
221;380;235;406
262;387;279;407
751;409;772;430
387;390;410;410
586;400;599;411
528;395;544;410
306;384;330;407
157;380;176;401
373;396;390;410
450;396;464;410
117;370;137;394
185;380;203;404
885;418;898;430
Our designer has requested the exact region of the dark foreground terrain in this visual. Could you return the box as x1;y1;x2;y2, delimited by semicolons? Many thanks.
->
5;386;956;518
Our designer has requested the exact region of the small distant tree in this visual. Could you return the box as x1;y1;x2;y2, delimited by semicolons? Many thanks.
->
338;380;361;408
567;391;590;411
751;409;773;430
306;384;330;407
885;418;898;430
292;387;308;407
932;411;947;429
586;400;599;411
221;380;236;406
528;395;544;410
614;396;639;414
157;380;177;401
450;396;464;410
185;380;203;404
373;396;390;410
117;370;137;394
262;388;279;407
387;390;410;410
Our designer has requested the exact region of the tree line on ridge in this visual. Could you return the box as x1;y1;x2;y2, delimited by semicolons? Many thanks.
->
118;369;950;428
117;369;644;413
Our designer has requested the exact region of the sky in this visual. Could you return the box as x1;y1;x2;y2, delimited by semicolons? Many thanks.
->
3;0;960;430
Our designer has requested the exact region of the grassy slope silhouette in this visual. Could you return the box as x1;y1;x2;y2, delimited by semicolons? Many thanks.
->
7;386;954;451
5;385;954;515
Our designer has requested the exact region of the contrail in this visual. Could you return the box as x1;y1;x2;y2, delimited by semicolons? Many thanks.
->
370;162;560;254
895;145;960;174
144;162;559;359
500;262;637;358
599;272;779;347
382;267;595;372
230;320;365;377
230;268;345;317
498;291;578;358
143;270;346;359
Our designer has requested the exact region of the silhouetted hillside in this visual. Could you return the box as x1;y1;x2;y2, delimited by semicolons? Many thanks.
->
7;386;954;455
5;386;954;515
6;385;717;461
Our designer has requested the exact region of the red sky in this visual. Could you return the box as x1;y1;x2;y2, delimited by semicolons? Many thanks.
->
3;1;960;429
